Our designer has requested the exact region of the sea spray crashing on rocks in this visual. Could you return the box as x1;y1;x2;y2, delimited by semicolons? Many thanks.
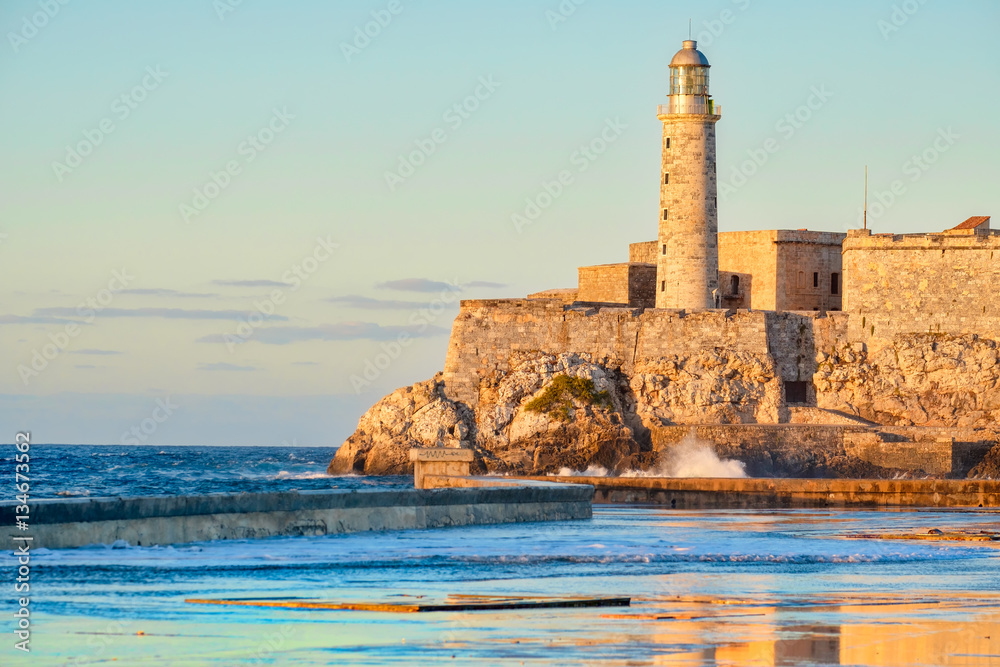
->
555;431;746;479
638;430;747;478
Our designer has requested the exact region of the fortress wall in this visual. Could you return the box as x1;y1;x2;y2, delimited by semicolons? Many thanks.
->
578;264;631;304
628;264;657;308
719;270;750;309
576;263;656;308
443;300;848;407
718;230;778;310
843;229;1000;346
765;311;849;390
443;299;641;406
635;309;770;361
775;231;845;312
629;241;657;264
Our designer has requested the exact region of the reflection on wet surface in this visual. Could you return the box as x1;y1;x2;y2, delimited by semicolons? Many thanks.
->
7;507;1000;665
636;594;1000;665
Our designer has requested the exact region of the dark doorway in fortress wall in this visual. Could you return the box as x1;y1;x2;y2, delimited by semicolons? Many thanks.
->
784;381;809;405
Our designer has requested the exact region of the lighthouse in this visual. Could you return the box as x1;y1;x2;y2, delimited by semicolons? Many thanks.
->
655;40;721;310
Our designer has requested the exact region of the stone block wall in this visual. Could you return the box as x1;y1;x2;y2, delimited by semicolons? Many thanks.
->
776;231;846;312
442;299;845;408
628;264;657;308
843;228;1000;347
527;288;578;304
654;423;991;477
718;230;779;310
766;310;849;396
630;230;844;312
577;263;656;308
629;241;657;264
578;264;630;305
719;270;750;309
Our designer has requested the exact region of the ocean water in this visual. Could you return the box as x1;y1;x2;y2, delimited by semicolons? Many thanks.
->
1;444;410;498
3;446;1000;665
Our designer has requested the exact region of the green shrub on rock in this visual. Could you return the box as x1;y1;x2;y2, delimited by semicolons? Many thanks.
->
524;375;612;422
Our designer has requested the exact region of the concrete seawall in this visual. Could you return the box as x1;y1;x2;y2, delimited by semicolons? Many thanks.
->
2;484;593;550
518;477;1000;509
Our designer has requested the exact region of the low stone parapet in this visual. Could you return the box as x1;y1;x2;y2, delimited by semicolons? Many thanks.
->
0;482;594;550
410;447;474;489
517;476;1000;509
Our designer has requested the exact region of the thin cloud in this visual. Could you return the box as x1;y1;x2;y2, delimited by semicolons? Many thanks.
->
75;364;99;369
254;323;449;344
198;362;258;372
0;314;79;325
376;278;461;293
464;281;507;289
119;288;218;298
33;307;289;322
195;322;449;345
213;279;289;288
292;361;319;366
196;333;244;345
327;295;440;310
71;349;122;356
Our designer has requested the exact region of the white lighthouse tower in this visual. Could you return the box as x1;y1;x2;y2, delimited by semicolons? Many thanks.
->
655;40;721;310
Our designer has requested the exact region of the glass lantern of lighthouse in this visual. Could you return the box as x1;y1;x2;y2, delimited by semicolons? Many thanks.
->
667;40;715;115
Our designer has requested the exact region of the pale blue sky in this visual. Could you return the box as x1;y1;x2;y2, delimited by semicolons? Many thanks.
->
2;0;998;445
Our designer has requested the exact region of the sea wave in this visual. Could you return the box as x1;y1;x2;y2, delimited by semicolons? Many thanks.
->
274;470;331;480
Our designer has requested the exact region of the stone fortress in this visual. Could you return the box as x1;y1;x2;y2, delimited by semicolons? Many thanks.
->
331;40;1000;480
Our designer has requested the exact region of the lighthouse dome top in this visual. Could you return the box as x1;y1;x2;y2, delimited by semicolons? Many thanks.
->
670;40;710;67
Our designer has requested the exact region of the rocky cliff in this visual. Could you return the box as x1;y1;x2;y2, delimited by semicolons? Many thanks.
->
329;332;1000;479
330;354;650;477
814;334;1000;429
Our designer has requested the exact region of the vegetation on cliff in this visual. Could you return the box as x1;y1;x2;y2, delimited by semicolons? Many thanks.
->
524;375;611;422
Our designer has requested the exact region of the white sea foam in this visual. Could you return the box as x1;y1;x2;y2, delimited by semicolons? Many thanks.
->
554;464;610;477
623;431;747;479
274;470;330;480
554;430;746;478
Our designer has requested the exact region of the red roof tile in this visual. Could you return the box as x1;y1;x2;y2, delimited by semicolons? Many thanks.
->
950;216;990;230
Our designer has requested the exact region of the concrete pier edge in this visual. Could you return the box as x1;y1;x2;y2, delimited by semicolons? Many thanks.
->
516;476;1000;509
1;482;593;551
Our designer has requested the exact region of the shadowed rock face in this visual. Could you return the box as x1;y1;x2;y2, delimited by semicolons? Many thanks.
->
969;444;1000;480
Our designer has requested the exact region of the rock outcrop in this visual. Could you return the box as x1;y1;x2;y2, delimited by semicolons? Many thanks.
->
629;350;781;426
330;334;1000;478
328;354;651;477
328;374;474;475
329;350;791;477
815;334;1000;429
968;443;1000;479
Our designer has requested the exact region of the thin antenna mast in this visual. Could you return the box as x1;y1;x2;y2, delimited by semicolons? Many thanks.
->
864;165;868;230
689;19;692;39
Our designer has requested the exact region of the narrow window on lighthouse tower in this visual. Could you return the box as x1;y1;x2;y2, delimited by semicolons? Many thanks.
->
664;173;670;185
663;209;669;220
665;138;671;149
